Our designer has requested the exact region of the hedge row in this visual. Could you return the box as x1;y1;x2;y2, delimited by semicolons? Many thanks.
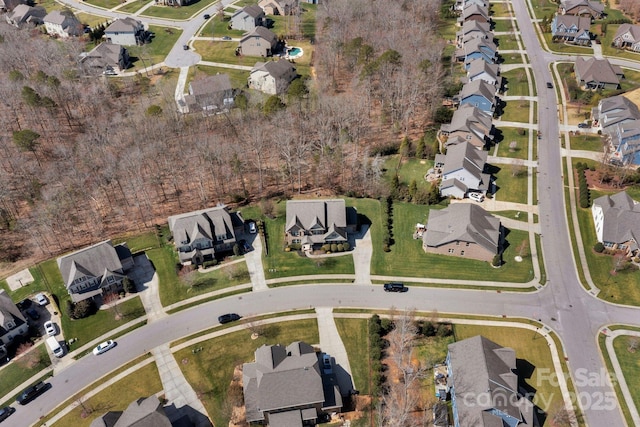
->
576;163;591;208
381;197;394;252
368;314;393;397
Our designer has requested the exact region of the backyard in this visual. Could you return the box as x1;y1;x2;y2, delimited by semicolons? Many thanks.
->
127;25;183;68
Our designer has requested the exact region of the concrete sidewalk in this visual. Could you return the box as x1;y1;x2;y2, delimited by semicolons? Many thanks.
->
316;308;355;394
602;328;640;425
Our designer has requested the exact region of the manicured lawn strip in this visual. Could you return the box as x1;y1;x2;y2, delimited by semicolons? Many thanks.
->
494;164;529;204
269;279;355;287
492;210;529;221
53;363;162;427
83;0;121;9
193;64;251;88
368;201;534;282
76;13;111;28
165;287;251;314
535;234;546;285
598;334;635;426
73;320;147;359
115;0;148;13
113;229;163;253
528;0;557;19
0;343;50;402
496;36;520;51
569;134;605;153
608;325;640;333
493;19;514;33
500;100;530;123
563;178;589;289
543;33;593;55
200;15;245;38
334;319;370;395
141;0;218;19
35;0;64;11
501;53;525;65
613;334;640;413
176;319;320;427
502;69;530;97
491;1;511;18
127;25;183;67
193;40;266;66
0;371;52;408
233;0;257;6
63;297;146;352
496;127;529;159
454;324;563;416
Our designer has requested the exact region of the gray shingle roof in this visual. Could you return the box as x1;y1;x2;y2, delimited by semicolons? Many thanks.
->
236;3;264;18
593;191;640;247
105;17;142;33
423;204;500;253
285;199;347;244
189;74;232;97
448;336;534;427
441;140;488;177
90;396;171;427
462;3;489;20
553;14;591;37
0;290;27;337
440;104;493;141
593;95;640;130
241;26;277;44
561;0;604;14
575;57;622;86
57;240;124;289
614;23;640;44
268;410;304;427
460;79;496;103
463;37;497;57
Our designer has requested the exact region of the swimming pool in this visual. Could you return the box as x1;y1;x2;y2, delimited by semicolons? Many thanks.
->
287;47;304;59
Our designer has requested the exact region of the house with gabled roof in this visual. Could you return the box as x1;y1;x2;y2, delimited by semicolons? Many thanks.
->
560;0;604;19
456;37;498;69
104;17;146;46
592;95;640;130
592;191;640;256
285;199;356;250
439;104;494;149
258;0;297;16
243;341;343;425
436;141;491;199
0;290;29;360
248;59;297;94
185;74;234;114
79;42;130;74
43;10;82;38
230;4;265;32
456;20;491;47
453;0;487;13
591;95;640;165
551;14;592;45
90;395;174;427
612;24;640;53
5;4;45;27
239;26;278;57
0;0;27;12
57;240;134;303
575;57;623;90
466;58;500;87
457;3;490;26
168;205;245;266
447;336;535;426
459;79;497;114
423;204;502;261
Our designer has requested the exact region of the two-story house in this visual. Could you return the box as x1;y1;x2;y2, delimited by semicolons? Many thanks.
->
43;10;82;38
258;0;297;16
455;20;491;47
57;240;134;303
458;79;497;114
230;4;265;32
79;42;131;74
104;18;146;46
551;14;592;45
285;199;357;250
592;191;640;255
612;23;640;53
248;59;297;95
168;205;245;266
239;26;278;57
185;74;235;114
457;3;490;26
436;140;491;199
439;105;494;149
466;58;500;86
575;57;623;90
0;290;29;360
559;0;604;19
5;4;45;27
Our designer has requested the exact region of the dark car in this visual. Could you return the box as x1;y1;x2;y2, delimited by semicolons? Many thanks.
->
578;123;590;129
17;381;49;405
384;282;407;292
218;313;241;324
204;13;210;19
222;36;232;41
26;308;39;320
0;406;15;423
17;299;32;311
546;82;553;89
183;44;189;50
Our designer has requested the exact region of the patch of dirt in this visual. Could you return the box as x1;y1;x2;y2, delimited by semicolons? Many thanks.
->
584;169;630;192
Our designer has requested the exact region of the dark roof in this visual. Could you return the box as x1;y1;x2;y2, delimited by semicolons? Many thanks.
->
105;17;142;33
90;396;171;427
240;26;277;44
57;240;124;289
614;24;640;43
0;290;27;338
189;74;232;97
81;42;125;68
239;3;264;18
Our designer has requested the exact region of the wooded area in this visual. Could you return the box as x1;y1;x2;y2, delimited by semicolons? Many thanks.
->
0;0;445;266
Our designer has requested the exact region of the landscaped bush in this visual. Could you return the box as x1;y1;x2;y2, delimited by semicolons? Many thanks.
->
576;163;591;208
202;260;218;268
321;244;330;252
337;244;344;252
289;243;301;250
594;242;604;253
68;299;97;319
492;254;502;267
330;243;338;252
343;242;350;251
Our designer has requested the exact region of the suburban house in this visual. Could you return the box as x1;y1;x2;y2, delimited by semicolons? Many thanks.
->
435;141;491;199
551;14;592;45
57;240;134;303
184;74;235;114
591;95;640;165
104;17;146;46
456;37;498;68
466;58;500;87
239;26;278;57
455;20;491;47
559;0;604;19
607;119;640;165
159;0;193;6
592;95;640;131
230;4;265;32
439;104;494;149
457;3;490;25
447;336;535;426
458;79;497;114
0;290;29;360
168;205;245;266
248;59;297;95
612;24;640;53
243;341;343;425
592;191;640;256
90;396;176;427
453;0;487;13
0;0;26;12
79;42;131;73
285;199;357;250
423;204;502;261
258;0;297;16
574;57;623;90
5;4;45;27
43;10;82;38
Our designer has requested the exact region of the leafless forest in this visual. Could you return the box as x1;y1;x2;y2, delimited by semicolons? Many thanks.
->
0;0;445;266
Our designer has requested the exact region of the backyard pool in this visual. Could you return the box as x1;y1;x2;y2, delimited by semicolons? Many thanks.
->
287;47;303;59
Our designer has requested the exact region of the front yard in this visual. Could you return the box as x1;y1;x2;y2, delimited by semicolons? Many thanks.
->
502;68;531;97
495;128;529;160
127;25;183;67
141;0;218;19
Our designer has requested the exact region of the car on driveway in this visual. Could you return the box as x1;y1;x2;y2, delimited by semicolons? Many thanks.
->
35;293;48;306
26;308;39;320
44;321;56;336
93;340;116;355
17;381;49;405
17;299;32;311
384;282;407;292
322;353;333;374
218;313;241;324
0;406;15;423
248;221;257;234
468;192;484;203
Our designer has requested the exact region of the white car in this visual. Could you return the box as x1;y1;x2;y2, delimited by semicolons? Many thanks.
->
93;340;116;355
44;321;56;336
468;192;485;203
248;222;257;234
35;293;48;306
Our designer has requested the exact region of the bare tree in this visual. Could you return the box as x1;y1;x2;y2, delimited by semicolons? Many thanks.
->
16;342;43;369
242;315;266;338
551;406;577;427
627;336;639;353
103;292;122;320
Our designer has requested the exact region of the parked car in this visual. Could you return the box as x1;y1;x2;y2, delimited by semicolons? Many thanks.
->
44;321;56;337
322;353;333;374
218;313;241;324
17;381;49;405
468;192;485;203
546;82;553;89
384;282;407;292
26;308;39;320
35;293;48;306
0;406;15;423
248;221;257;234
239;239;251;253
17;299;32;311
222;36;232;41
93;340;116;355
204;13;210;19
183;44;189;50
578;123;589;129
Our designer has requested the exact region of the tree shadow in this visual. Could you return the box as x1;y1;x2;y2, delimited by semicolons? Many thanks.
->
262;324;281;340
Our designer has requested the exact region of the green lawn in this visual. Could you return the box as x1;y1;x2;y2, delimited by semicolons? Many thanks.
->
500;100;530;123
496;128;529;159
494;164;529;204
612;334;640;416
192;64;250;89
492;210;529;221
366;200;535;282
76;13;111;29
500;53;525;65
454;324;564;417
496;35;520;51
543;33;593;55
601;24;640;62
0;343;50;401
491;2;511;18
414;333;456;402
83;0;122;9
193;40;264;66
199;15;245;38
52;362;162;427
113;229;163;253
502;69;530;97
493;19;514;33
127;25;183;67
335;318;370;395
175;319;319;427
599;333;637;426
383;156;433;189
569;134;605;153
529;0;558;19
115;0;149;13
141;0;218;19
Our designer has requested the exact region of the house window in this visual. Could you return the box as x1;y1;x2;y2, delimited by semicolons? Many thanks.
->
461;251;465;256
448;248;454;253
312;230;324;235
456;242;460;246
466;242;470;247
6;321;15;329
107;276;115;284
292;239;301;244
291;231;299;237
